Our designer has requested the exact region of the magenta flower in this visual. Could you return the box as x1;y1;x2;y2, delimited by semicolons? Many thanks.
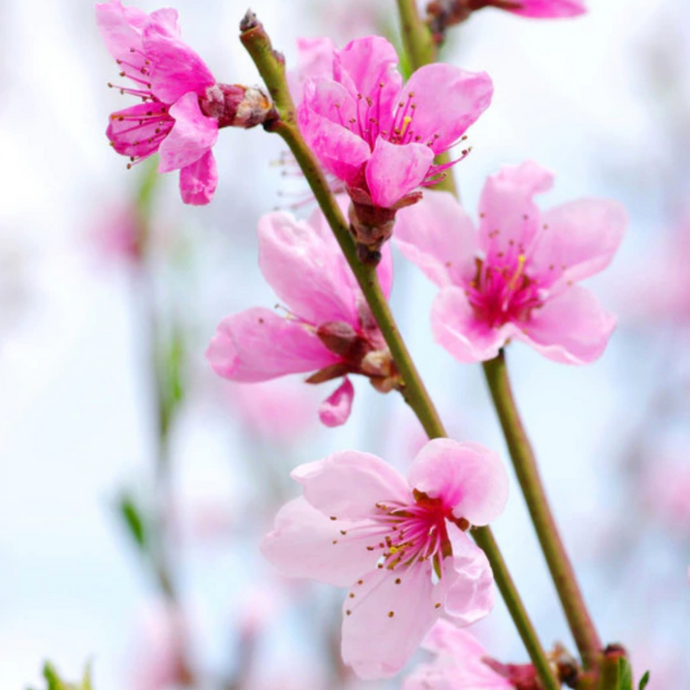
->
494;0;586;18
297;36;492;211
96;0;272;205
206;199;396;427
403;619;512;690
261;439;508;679
395;162;627;364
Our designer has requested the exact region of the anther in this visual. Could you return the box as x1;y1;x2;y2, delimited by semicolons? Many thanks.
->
388;611;395;618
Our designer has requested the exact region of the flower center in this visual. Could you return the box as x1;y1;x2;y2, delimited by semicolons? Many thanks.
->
466;254;542;327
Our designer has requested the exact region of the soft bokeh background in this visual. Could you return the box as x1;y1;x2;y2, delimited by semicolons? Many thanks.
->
1;0;689;688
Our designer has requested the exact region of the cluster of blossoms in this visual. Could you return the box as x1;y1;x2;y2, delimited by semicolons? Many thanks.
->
94;0;641;686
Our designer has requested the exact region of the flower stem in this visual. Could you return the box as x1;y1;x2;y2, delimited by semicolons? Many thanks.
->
483;351;601;670
396;0;437;70
240;17;560;690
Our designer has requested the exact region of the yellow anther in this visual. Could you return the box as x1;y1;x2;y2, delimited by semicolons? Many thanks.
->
400;115;413;137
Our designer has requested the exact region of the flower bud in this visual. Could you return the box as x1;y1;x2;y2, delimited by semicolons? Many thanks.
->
200;84;276;129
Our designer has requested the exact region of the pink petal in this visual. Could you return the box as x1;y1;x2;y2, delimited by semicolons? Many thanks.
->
95;0;147;66
421;619;487;657
341;563;442;679
478;161;554;264
106;102;173;159
398;64;493;154
158;92;218;173
508;0;587;18
260;498;378;587
529;199;627;291
319;378;355;427
444;531;495;625
288;37;336;102
291;451;411;520
179;149;217;205
143;10;215;103
431;285;512;363
407;439;508;526
366;138;434;209
298;82;371;183
515;284;617;364
206;307;338;382
258;211;359;326
334;36;401;132
394;190;478;288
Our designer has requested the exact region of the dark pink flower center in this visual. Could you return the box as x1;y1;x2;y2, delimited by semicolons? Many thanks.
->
466;255;542;328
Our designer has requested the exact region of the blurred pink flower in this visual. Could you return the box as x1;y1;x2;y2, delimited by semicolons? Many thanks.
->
297;36;492;210
88;204;142;265
97;1;271;205
206;199;396;427
642;455;690;534
403;619;512;690
502;0;586;17
261;439;508;679
395;162;627;364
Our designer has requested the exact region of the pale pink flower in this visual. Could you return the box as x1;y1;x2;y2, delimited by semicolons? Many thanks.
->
88;204;142;265
297;36;492;211
206;199;396;427
96;0;272;205
403;619;512;690
261;439;509;679
395;162;627;364
502;0;586;17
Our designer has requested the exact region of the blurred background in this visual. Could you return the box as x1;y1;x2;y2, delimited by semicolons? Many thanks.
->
1;0;689;688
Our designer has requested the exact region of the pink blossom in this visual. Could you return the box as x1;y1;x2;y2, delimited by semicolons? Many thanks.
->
206;199;396;427
395;162;627;364
96;0;272;205
88;204;142;265
497;0;586;18
403;619;512;690
261;439;509;679
297;36;492;211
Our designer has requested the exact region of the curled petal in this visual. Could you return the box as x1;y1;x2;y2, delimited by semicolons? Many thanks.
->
258;211;358;326
478;161;554;263
395;190;478;288
507;0;587;18
260;498;378;587
341;563;442;679
366;138;434;209
529;199;628;291
158;92;218;173
106;102;173;159
95;0;147;65
206;307;338;382
179;149;217;205
516;285;617;364
431;285;512;363
319;378;355;427
408;439;508;525
444;531;495;625
143;10;215;102
291;450;410;520
398;64;493;154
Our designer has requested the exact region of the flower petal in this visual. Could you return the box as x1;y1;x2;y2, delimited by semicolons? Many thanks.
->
288;37;336;102
158;92;218;173
395;190;478;288
366;138;434;209
529;198;627;291
298;83;372;184
319;378;355;427
507;0;587;18
444;530;495;625
341;563;441;679
206;307;338;382
516;284;616;364
478;161;554;264
398;64;493;154
106;102;173;159
258;210;359;325
291;451;411;520
95;0;147;65
179;149;217;205
143;9;215;102
431;285;512;363
408;439;508;526
260;497;378;587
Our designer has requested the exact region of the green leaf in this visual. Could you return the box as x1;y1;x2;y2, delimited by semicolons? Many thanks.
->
117;492;148;553
638;671;650;690
28;662;93;690
616;658;634;690
157;326;186;440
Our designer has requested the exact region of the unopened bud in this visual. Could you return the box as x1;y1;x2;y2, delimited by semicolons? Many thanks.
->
200;84;276;129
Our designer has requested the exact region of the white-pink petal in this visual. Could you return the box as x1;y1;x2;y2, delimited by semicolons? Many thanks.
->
319;378;355;427
179;149;217;205
291;450;411;520
407;439;509;526
260;498;378;587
